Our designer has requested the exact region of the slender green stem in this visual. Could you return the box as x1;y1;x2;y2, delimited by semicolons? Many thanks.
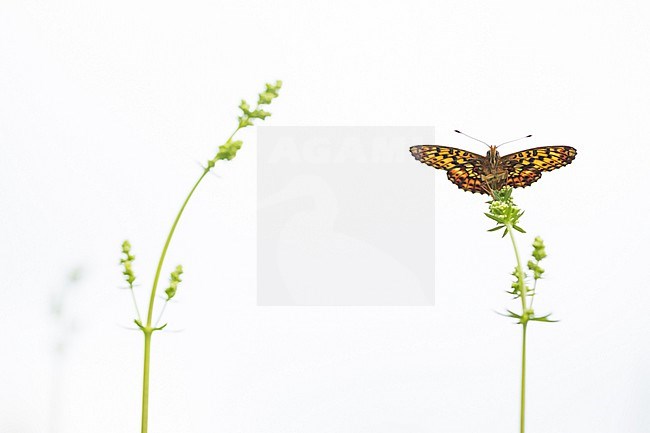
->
520;323;527;433
139;126;241;433
506;224;528;433
139;169;207;433
130;287;142;323
529;279;538;310
145;168;209;327
145;125;240;329
141;330;152;433
507;224;527;311
154;300;169;329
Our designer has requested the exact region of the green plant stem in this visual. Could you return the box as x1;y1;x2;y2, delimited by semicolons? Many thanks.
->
139;127;242;433
145;169;209;327
141;330;152;433
154;300;169;328
506;223;528;433
520;323;527;433
507;224;528;309
140;168;209;433
529;279;538;310
145;125;241;326
130;287;142;323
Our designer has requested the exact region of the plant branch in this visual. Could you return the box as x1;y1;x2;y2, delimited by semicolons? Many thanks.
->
506;223;528;316
145;168;210;328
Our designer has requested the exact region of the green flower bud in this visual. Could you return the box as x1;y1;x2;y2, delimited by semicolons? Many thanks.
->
207;81;282;168
489;200;508;216
239;100;251;115
527;259;545;280
485;187;525;235
532;236;547;261
238;116;254;129
258;80;283;105
165;265;183;300
120;240;136;287
215;139;243;161
249;109;271;120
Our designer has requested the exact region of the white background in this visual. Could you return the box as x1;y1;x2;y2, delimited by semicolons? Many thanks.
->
1;1;649;432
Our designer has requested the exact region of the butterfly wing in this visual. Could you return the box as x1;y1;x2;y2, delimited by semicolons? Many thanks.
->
506;168;542;188
410;145;488;194
502;146;577;188
446;166;487;194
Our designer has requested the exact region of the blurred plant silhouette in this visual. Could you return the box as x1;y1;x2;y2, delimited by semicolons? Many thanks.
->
49;267;84;433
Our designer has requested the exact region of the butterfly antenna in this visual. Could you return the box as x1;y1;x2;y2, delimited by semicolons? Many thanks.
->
454;130;490;148
496;134;532;148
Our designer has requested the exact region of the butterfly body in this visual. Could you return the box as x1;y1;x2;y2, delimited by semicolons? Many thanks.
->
410;144;577;195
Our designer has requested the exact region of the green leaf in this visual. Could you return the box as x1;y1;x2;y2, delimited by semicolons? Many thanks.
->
484;213;504;223
513;224;526;233
530;313;558;323
487;225;505;232
153;323;168;331
504;309;522;319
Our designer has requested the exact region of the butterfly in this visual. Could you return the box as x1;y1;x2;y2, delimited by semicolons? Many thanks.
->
409;131;577;196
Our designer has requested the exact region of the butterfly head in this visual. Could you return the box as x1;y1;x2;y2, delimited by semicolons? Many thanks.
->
455;130;533;166
487;145;500;165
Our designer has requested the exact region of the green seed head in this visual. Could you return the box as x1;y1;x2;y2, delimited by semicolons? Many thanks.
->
120;240;136;287
532;236;547;261
165;264;184;301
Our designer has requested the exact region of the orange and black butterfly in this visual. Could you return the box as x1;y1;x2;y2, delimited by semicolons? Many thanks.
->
409;131;577;196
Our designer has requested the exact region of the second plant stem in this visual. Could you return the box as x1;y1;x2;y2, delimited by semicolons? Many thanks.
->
507;223;528;433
